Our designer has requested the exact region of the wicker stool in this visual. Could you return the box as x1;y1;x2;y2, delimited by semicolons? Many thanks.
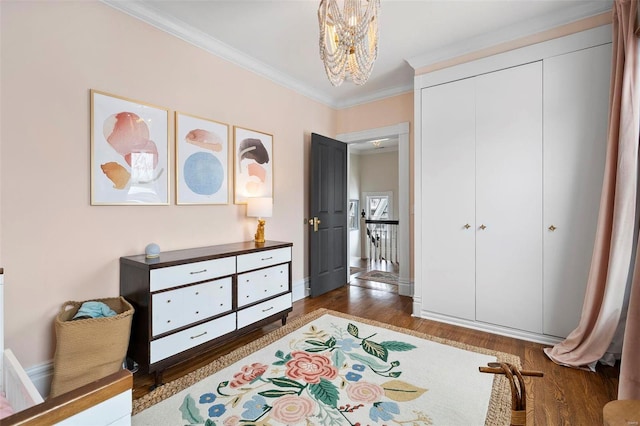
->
603;400;640;426
479;362;544;426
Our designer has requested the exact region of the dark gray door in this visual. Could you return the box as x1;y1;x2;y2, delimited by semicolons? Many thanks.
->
309;133;347;297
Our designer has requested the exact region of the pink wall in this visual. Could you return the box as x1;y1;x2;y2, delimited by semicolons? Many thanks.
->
0;1;337;367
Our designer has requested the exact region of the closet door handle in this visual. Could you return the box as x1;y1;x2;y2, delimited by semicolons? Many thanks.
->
479;224;487;230
464;224;471;229
548;225;557;231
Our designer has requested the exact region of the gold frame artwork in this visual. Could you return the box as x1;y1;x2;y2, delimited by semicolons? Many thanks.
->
90;89;170;205
175;111;230;205
233;126;274;204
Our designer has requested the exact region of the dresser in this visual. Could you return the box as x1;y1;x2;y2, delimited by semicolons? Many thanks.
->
120;240;292;387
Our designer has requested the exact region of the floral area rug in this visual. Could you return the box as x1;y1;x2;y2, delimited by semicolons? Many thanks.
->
355;270;399;285
132;309;518;425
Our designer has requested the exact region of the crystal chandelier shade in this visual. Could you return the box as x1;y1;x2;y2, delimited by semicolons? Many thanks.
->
318;0;380;86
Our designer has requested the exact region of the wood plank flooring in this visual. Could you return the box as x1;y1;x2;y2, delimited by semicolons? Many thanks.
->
132;284;619;425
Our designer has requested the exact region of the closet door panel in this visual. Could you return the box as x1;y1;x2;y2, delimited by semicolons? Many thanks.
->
421;78;476;320
543;43;611;338
475;62;543;333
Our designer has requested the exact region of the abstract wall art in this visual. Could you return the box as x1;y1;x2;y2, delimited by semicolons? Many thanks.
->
90;90;169;205
176;112;230;204
233;126;273;204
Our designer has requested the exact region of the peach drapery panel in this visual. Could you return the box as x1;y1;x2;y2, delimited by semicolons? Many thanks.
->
544;0;639;399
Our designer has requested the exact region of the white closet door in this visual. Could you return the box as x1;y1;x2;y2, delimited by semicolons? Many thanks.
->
543;44;611;338
421;78;476;320
475;62;543;333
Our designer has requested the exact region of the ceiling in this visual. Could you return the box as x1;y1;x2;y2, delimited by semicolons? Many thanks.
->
104;0;612;109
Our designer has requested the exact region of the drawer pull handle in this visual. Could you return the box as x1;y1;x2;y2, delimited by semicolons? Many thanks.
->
261;257;273;261
190;269;207;275
246;295;250;298
196;311;199;314
262;306;274;313
264;289;268;292
167;300;171;303
220;303;223;306
196;292;199;295
167;320;171;323
220;286;223;289
190;331;208;339
264;275;267;278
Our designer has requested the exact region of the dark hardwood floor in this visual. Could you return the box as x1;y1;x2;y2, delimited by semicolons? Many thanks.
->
133;283;619;425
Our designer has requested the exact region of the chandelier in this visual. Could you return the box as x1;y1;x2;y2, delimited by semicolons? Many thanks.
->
318;0;380;86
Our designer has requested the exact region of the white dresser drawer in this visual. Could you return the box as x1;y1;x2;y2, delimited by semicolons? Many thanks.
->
152;278;232;336
237;293;292;329
150;313;236;364
237;264;289;308
237;247;291;273
150;256;236;292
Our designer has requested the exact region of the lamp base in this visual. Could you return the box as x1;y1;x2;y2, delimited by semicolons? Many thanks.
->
254;219;266;244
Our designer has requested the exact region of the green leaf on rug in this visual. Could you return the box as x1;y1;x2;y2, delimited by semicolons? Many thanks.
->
270;377;306;389
346;352;388;370
179;394;204;424
204;420;215;426
310;378;339;408
306;339;327;346
258;389;299;398
325;336;336;348
362;339;389;361
347;323;359;338
332;349;347;368
273;350;291;366
380;341;417;352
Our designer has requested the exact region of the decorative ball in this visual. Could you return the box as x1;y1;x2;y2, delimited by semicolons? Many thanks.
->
145;243;161;259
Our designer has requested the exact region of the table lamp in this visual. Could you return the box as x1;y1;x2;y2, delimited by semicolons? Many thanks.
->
247;197;273;244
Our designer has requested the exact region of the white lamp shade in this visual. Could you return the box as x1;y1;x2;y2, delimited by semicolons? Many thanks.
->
246;197;273;218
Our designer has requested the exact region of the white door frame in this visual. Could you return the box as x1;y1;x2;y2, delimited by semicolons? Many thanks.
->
337;122;411;296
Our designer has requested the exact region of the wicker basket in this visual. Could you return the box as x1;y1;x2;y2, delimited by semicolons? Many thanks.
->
49;297;134;397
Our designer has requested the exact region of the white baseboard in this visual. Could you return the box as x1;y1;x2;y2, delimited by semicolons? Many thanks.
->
26;361;53;398
292;278;309;301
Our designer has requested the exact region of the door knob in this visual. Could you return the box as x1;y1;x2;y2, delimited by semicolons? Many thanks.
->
479;224;487;230
308;217;321;232
464;224;471;229
548;225;557;231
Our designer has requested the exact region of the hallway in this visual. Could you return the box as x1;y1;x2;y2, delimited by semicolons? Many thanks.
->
349;256;399;293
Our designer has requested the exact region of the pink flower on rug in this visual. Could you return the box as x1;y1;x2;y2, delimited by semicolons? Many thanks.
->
270;395;316;424
223;415;240;426
346;382;384;403
285;351;338;384
229;363;268;388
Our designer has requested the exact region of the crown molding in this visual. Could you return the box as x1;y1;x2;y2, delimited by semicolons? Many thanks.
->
101;0;340;107
334;84;414;110
407;1;612;70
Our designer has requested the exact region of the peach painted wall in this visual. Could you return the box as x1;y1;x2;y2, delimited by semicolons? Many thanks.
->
0;1;335;368
337;92;414;277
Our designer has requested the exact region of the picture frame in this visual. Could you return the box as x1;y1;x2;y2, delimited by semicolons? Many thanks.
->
233;126;273;204
90;90;169;205
175;112;230;205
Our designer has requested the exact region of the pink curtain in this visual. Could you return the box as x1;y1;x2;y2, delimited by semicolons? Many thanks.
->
544;0;639;399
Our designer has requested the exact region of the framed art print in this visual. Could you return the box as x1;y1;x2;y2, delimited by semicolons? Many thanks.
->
90;90;169;205
233;126;273;204
176;112;230;204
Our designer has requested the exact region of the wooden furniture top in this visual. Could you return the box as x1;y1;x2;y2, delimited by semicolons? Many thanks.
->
3;370;132;426
120;241;293;269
